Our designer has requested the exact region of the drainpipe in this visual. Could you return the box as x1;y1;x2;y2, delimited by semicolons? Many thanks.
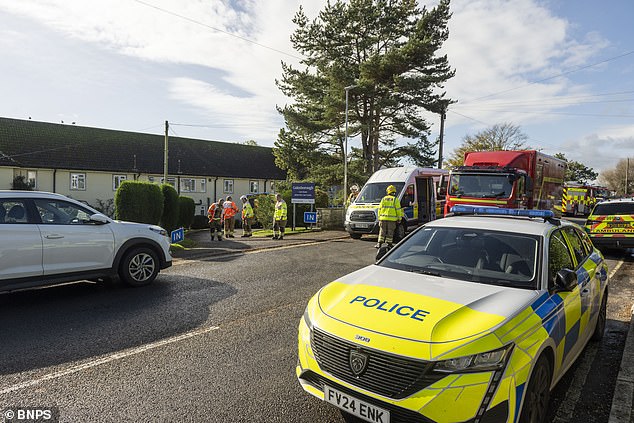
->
213;177;218;202
264;179;268;193
53;169;57;193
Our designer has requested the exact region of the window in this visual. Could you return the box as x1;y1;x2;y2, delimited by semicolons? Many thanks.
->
113;175;127;191
27;170;37;189
200;179;207;193
249;180;259;193
34;199;93;225
548;230;574;288
224;179;234;194
160;177;176;187
148;176;155;183
0;200;29;224
70;173;86;191
563;227;588;266
402;184;415;207
181;178;196;192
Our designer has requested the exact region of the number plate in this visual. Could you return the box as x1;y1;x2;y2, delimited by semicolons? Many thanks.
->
356;223;369;228
608;222;631;228
324;385;390;423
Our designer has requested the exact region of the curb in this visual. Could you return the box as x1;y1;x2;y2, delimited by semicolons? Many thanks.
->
608;304;634;423
172;234;351;262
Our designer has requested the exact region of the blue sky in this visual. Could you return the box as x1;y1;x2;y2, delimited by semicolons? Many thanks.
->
0;0;632;175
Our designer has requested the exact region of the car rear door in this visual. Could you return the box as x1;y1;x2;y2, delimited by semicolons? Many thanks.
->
0;198;43;283
33;198;115;275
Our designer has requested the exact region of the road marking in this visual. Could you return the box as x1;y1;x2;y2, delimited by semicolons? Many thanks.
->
0;325;220;396
609;260;624;280
608;304;634;423
552;342;599;423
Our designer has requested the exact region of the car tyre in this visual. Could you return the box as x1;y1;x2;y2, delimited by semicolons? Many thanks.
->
591;290;608;342
350;233;362;239
519;355;552;423
119;247;159;287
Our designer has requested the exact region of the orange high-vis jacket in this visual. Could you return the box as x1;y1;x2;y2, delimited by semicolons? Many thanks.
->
222;201;238;219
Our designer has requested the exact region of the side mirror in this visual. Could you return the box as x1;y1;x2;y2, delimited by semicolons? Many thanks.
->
90;213;110;224
437;185;447;197
555;268;577;291
375;245;390;262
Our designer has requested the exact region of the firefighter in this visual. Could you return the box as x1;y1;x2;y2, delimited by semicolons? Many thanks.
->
207;198;224;241
273;193;288;240
376;185;403;248
240;195;254;238
222;196;239;238
346;184;359;207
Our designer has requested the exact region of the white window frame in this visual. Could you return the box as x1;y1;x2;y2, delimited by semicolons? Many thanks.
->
180;178;196;193
249;180;259;194
160;177;176;187
27;170;37;189
224;179;234;194
113;174;127;191
70;173;86;191
199;178;207;193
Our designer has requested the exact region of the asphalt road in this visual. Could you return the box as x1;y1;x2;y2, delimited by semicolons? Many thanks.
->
0;236;631;423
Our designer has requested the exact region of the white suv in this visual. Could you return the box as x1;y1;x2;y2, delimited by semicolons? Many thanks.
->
0;191;172;291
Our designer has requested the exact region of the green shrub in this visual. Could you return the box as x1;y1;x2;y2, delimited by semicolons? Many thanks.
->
191;214;209;229
254;194;276;230
178;196;196;229
160;184;180;232
115;181;163;224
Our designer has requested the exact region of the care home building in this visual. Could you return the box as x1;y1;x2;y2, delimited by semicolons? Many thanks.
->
0;117;286;216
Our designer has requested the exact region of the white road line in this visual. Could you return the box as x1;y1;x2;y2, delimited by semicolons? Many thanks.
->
609;260;625;280
0;325;220;396
552;342;599;423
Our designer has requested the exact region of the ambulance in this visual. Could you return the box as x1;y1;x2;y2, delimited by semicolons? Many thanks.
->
345;167;448;241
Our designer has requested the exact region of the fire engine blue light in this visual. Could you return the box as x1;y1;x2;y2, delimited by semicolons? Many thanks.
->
450;205;555;219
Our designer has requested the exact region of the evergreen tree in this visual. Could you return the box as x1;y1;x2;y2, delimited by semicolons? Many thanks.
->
276;0;454;176
554;153;598;184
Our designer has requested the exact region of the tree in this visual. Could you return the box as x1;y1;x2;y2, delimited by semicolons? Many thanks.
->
599;158;633;196
11;175;34;190
446;123;529;168
277;0;454;175
553;153;598;184
242;139;258;146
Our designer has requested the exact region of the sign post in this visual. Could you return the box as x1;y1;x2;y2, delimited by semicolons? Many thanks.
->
171;227;184;244
291;182;315;231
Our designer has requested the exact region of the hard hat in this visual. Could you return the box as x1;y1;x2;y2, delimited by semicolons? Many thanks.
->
350;184;359;192
386;185;396;194
240;195;247;201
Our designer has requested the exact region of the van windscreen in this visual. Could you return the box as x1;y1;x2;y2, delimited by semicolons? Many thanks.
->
356;182;405;204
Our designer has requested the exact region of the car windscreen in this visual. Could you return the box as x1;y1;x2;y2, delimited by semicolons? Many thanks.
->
355;182;405;204
592;202;634;216
449;173;513;198
379;226;540;289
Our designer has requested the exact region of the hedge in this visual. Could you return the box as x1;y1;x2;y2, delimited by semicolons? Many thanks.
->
178;196;196;229
160;184;180;232
115;181;163;224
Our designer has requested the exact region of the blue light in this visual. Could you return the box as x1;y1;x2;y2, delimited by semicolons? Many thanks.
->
450;205;554;219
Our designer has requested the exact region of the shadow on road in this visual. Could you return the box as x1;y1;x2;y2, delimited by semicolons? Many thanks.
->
0;274;237;375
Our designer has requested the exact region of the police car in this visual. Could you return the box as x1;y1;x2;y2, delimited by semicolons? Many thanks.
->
297;206;608;423
584;198;634;250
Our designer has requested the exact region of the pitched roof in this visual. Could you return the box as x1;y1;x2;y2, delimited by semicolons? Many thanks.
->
0;117;286;180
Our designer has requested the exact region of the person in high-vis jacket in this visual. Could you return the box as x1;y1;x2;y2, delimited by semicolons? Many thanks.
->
376;185;402;248
273;193;287;240
207;198;224;241
346;184;359;208
240;195;255;238
222;196;239;238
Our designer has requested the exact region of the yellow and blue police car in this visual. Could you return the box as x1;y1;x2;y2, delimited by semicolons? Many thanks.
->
585;198;634;250
297;206;608;423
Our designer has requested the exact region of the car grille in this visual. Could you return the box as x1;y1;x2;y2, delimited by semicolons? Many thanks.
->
300;371;434;423
350;210;376;222
311;328;444;399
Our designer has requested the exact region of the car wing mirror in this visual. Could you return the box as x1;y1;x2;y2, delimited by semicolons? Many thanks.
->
90;213;110;224
375;245;391;262
555;268;577;291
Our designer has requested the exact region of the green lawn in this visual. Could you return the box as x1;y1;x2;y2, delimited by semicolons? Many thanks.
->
251;227;321;238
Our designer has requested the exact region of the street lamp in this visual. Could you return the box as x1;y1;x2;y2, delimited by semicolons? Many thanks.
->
344;84;358;208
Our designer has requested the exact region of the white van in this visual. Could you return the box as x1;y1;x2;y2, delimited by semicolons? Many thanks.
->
345;166;448;241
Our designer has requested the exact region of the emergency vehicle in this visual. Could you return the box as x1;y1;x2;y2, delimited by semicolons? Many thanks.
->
585;198;634;250
345;167;448;241
562;183;597;216
298;206;608;423
444;150;566;216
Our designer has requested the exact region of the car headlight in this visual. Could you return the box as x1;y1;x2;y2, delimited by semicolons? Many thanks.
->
303;306;313;331
149;226;168;237
434;344;513;373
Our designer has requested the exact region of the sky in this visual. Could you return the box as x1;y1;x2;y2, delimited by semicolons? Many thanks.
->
1;0;633;176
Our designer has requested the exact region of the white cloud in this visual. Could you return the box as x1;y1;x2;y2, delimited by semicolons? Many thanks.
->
560;125;634;173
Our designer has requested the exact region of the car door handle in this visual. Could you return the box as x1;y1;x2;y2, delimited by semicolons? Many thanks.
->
581;288;590;295
45;234;64;239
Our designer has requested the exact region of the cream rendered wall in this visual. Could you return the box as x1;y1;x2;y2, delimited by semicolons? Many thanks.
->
0;168;13;189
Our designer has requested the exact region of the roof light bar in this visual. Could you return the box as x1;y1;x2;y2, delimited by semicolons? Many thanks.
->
450;205;555;219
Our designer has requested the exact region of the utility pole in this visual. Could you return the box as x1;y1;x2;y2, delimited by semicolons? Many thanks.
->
164;120;169;184
626;157;630;196
344;85;358;208
438;107;446;169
